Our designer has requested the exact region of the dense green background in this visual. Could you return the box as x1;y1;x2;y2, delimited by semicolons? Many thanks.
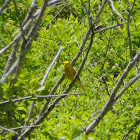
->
0;0;140;139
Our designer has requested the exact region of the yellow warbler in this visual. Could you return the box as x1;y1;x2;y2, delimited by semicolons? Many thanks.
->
64;61;85;90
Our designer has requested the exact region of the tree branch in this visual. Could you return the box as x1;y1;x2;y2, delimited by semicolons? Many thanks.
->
85;49;140;134
127;0;136;60
108;0;125;21
41;46;64;85
0;9;41;55
114;73;140;101
0;93;85;106
0;0;59;83
0;0;12;15
94;22;127;34
13;0;26;42
21;101;35;133
0;125;21;137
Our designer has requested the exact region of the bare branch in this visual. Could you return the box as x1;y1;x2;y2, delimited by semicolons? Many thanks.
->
41;46;64;85
12;0;27;80
10;125;40;130
0;125;39;140
127;0;136;60
68;28;94;92
3;42;19;75
98;2;101;11
108;0;125;21
25;0;49;40
85;49;140;134
0;0;56;83
94;0;108;23
81;0;89;16
94;22;127;34
13;0;26;42
24;0;59;26
23;0;37;25
0;9;41;55
81;0;92;25
72;25;93;65
0;59;18;83
0;125;20;137
114;73;140;101
81;110;101;130
0;93;85;105
39;74;65;115
0;0;12;15
88;0;91;16
12;0;58;80
22;101;35;133
47;0;60;7
46;0;67;29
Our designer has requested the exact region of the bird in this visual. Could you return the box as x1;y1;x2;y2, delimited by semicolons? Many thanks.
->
64;61;85;90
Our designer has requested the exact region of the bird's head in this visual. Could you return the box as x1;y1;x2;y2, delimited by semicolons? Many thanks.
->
64;61;70;64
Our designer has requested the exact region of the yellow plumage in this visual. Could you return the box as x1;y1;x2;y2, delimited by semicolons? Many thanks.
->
64;61;85;90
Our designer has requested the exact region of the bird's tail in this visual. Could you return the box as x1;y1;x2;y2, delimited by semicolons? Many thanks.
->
77;80;85;91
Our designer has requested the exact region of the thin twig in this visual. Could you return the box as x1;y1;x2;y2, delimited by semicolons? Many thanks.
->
81;0;92;25
47;0;60;7
41;46;64;85
0;93;85;105
0;125;20;136
81;110;100;130
74;0;109;65
0;0;12;15
94;22;127;34
3;42;19;76
0;9;41;55
81;0;89;16
108;0;125;21
114;73;140;101
10;125;40;130
127;0;136;60
13;0;26;42
39;74;65;116
94;0;108;23
23;0;37;26
22;101;35;133
67;28;94;92
46;1;68;28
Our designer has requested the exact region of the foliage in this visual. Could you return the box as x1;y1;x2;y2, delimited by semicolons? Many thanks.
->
0;0;140;139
